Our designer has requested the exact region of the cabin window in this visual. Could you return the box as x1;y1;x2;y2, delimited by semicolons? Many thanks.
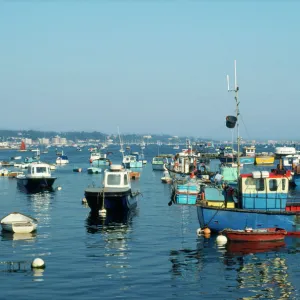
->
256;179;265;191
282;179;286;191
107;174;121;185
124;174;128;185
36;167;47;173
269;179;278;191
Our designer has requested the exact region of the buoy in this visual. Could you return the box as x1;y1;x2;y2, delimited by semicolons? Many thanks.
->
216;234;228;245
82;197;87;204
196;228;203;236
57;186;62;191
99;208;107;216
203;232;211;239
203;227;211;235
31;258;45;269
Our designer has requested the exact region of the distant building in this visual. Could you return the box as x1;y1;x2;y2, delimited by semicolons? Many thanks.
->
39;138;50;145
24;138;32;145
60;138;67;145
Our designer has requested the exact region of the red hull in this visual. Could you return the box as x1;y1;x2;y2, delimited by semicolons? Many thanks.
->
224;228;287;242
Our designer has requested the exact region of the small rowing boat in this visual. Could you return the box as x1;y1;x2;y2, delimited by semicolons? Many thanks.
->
223;227;287;242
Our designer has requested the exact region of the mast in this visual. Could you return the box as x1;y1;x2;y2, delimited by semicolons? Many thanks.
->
227;60;240;179
117;126;124;160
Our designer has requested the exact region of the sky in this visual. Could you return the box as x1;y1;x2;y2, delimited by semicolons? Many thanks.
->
0;1;299;140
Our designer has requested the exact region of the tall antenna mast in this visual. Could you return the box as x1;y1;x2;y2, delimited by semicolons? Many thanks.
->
117;126;124;160
227;60;240;179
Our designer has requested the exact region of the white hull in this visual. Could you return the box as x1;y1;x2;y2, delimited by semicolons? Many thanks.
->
1;212;37;233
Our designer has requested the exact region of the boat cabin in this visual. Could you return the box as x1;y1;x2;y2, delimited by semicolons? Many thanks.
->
123;155;137;164
239;170;290;211
26;163;52;178
283;154;300;169
152;156;168;164
275;147;296;156
103;165;131;190
243;146;256;157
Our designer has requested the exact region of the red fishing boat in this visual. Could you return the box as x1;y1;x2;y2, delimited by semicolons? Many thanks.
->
223;227;287;242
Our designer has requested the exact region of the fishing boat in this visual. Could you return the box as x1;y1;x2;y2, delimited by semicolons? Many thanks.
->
1;212;37;233
196;61;300;235
239;146;255;164
16;162;56;192
152;156;169;171
89;151;101;162
222;227;287;242
122;155;143;168
56;151;69;165
170;61;300;235
84;164;141;215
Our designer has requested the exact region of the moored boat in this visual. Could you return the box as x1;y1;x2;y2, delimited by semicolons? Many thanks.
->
84;164;141;215
222;227;287;242
1;212;37;233
17;162;57;192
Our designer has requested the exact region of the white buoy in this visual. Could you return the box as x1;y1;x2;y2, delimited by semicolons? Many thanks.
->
82;197;87;204
57;186;62;191
31;258;45;269
99;209;107;216
216;234;228;246
196;228;203;236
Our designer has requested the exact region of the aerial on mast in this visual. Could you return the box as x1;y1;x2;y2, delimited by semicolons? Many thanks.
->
226;60;240;178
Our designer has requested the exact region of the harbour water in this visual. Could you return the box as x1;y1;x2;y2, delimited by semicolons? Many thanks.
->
1;145;300;299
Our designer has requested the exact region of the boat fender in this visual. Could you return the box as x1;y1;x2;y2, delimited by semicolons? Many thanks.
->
196;228;203;236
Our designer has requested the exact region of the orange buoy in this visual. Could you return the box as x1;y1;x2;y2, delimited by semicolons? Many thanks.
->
203;227;211;235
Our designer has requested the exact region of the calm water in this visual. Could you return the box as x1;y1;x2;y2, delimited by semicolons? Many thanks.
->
1;145;300;299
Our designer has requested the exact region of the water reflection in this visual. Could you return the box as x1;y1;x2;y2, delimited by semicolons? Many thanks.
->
224;243;295;299
169;236;214;279
1;231;37;242
226;241;286;256
25;191;55;229
85;210;137;280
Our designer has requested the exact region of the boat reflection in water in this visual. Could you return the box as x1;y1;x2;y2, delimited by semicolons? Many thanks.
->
169;242;206;278
1;231;37;242
224;241;295;299
226;240;286;256
85;210;137;281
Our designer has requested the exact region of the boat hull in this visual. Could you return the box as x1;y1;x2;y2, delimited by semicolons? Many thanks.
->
1;212;37;233
152;163;165;171
197;205;300;234
223;228;287;242
17;177;56;192
239;156;255;165
84;188;139;214
255;156;275;165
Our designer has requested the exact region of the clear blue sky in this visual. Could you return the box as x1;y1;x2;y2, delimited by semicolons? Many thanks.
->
1;1;299;140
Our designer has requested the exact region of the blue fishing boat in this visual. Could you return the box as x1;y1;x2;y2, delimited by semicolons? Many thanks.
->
197;61;300;234
122;155;142;168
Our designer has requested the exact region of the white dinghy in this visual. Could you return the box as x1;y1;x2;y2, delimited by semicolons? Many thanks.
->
0;212;38;233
